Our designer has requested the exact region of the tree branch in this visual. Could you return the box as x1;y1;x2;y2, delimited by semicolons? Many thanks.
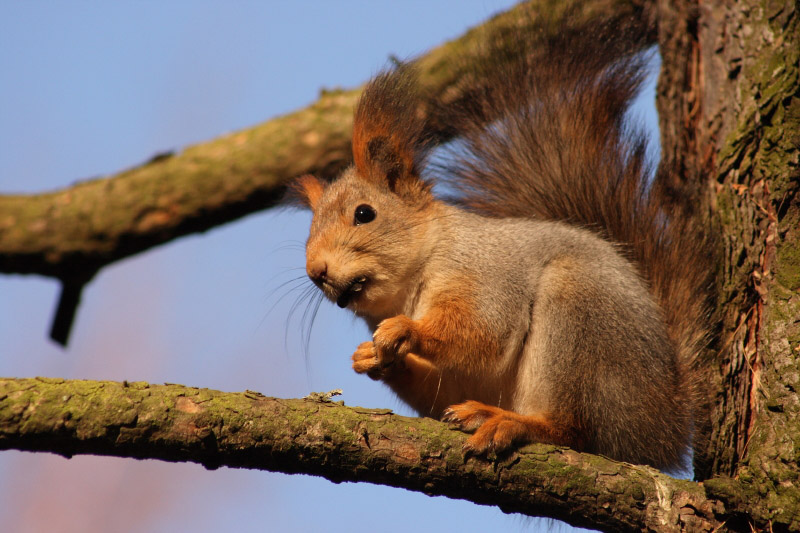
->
0;377;724;533
0;0;654;282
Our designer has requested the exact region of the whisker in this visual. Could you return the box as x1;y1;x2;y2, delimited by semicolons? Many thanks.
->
284;284;319;358
301;292;325;365
268;241;307;254
262;275;310;322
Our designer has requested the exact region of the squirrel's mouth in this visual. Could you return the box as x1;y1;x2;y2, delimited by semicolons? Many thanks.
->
335;276;367;308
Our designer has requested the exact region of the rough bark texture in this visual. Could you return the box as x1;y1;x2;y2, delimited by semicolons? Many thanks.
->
656;0;800;529
0;377;723;533
0;92;356;282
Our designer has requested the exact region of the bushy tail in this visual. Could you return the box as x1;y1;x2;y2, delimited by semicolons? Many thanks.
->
432;21;715;474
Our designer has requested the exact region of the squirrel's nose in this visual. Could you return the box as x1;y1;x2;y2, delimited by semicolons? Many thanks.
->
307;261;328;284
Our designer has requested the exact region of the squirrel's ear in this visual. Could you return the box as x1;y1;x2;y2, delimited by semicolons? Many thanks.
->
288;174;326;210
354;135;418;193
352;66;431;199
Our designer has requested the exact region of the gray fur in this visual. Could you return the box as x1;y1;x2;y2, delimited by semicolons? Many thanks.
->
421;207;689;467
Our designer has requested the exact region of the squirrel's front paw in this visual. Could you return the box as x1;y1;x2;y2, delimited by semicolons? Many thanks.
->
373;315;418;364
351;315;419;380
352;341;382;380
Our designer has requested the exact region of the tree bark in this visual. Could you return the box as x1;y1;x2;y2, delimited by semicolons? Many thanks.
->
0;377;723;533
656;0;800;528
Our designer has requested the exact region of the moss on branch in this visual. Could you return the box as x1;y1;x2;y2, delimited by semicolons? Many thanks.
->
0;377;725;532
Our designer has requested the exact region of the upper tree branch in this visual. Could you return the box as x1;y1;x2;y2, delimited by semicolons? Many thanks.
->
0;0;654;281
0;377;726;533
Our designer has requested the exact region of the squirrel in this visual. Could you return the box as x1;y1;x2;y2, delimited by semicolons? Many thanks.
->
292;21;712;471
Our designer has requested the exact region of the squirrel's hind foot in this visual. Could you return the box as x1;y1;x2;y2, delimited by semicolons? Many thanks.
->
443;401;581;455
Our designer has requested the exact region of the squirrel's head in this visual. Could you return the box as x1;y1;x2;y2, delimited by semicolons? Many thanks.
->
292;65;440;319
293;162;438;320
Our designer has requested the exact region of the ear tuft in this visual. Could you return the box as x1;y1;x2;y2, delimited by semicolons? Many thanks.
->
288;174;326;210
365;136;406;191
352;64;432;194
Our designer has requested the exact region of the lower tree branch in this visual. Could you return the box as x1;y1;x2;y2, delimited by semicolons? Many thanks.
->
0;377;725;532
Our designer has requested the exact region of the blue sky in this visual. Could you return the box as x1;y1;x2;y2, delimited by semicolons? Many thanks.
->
0;2;657;532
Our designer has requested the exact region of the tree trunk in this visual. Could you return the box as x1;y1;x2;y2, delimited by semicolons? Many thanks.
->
657;0;800;527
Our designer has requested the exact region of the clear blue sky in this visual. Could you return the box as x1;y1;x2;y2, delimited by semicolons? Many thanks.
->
0;2;657;532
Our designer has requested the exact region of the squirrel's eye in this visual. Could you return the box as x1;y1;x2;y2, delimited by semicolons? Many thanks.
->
353;204;376;225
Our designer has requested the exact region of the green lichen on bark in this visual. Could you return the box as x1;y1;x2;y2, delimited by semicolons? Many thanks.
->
706;0;800;528
657;0;799;526
0;88;357;279
775;235;800;291
0;377;724;532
